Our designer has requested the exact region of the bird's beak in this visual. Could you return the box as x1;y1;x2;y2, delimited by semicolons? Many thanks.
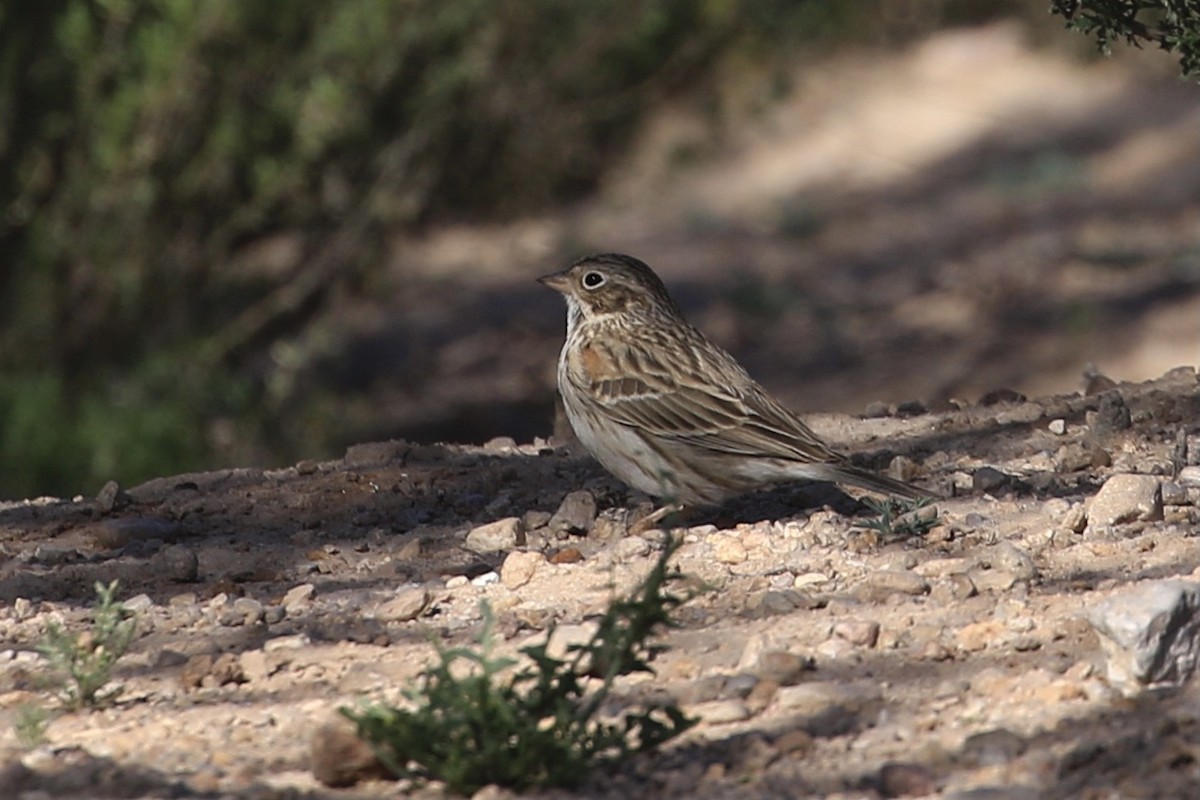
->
536;271;571;293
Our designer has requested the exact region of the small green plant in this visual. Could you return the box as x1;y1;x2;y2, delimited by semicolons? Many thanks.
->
342;537;696;795
13;703;52;747
857;495;939;538
37;580;138;710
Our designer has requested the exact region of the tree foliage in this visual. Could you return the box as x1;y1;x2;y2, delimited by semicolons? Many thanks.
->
1051;0;1200;77
5;0;836;497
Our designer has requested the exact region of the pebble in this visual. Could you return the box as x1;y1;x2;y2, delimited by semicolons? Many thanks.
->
792;571;829;588
931;574;977;602
124;593;154;612
153;544;199;582
754;651;811;686
548;490;598;535
955;620;1004;652
309;714;391;787
1162;481;1189;505
232;597;265;625
961;727;1026;766
1088;579;1200;690
972;467;1011;494
238;649;274;683
915;557;972;578
546;621;599;660
264;633;310;652
471;571;499;587
1092;390;1132;435
862;570;929;600
1047;418;1066;435
879;762;937;798
95;479;132;513
612;536;652;561
464;517;526;553
376;587;430;622
776;681;882;736
833;619;880;647
711;535;748;565
982;541;1038;580
282;583;316;612
500;551;544;589
994;402;1044;425
687;699;751;725
1088;474;1163;528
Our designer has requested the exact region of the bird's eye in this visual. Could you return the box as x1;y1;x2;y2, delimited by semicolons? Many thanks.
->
582;271;605;289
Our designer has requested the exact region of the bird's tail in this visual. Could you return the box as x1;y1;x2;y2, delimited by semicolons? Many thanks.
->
818;464;938;500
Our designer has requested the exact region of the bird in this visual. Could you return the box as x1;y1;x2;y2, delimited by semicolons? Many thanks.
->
537;253;932;506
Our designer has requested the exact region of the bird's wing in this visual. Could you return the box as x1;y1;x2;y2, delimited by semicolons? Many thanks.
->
567;326;842;464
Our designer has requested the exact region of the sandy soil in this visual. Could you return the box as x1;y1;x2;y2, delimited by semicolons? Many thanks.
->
2;366;1200;799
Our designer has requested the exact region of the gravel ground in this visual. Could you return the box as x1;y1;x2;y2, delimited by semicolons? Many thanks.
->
3;367;1200;799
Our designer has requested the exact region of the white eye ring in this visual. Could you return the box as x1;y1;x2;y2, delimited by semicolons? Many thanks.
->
582;271;605;289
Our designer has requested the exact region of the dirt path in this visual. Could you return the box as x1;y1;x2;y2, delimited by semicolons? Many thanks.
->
3;367;1200;798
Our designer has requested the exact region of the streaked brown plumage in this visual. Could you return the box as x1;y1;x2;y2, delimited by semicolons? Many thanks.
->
538;253;931;506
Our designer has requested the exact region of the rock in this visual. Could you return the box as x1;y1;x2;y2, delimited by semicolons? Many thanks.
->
95;480;132;513
687;699;751;725
972;467;1011;494
376;587;430;622
548;490;598;535
833;620;880;647
1088;580;1200;690
239;649;275;683
1179;466;1200;487
500;551;544;589
956;620;1005;652
464;517;526;553
264;633;311;651
863;401;892;418
982;541;1039;580
776;681;882;736
931;574;977;602
747;590;799;616
232;597;265;625
342;440;411;467
914;557;972;578
712;535;748;565
961;728;1026;766
181;653;245;689
153;544;199;582
123;593;154;612
754;651;812;686
310;714;392;787
969;569;1017;594
1055;443;1094;473
1062;503;1088;533
282;583;316;612
612;536;652;561
862;570;929;600
1092;390;1132;435
943;788;1040;800
1048;418;1066;435
1162;482;1189;506
546;621;599;660
1088;474;1163;528
994;402;1044;425
471;571;499;587
879;762;937;798
548;547;583;564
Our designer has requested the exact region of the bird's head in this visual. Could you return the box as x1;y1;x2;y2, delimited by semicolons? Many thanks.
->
537;253;681;325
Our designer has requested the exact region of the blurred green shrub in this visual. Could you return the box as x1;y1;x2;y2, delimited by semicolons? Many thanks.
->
0;1;1053;498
